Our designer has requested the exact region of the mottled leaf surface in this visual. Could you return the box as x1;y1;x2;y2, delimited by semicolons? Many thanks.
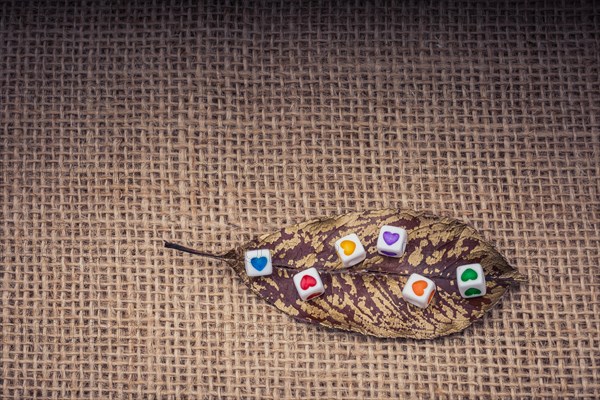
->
227;209;525;339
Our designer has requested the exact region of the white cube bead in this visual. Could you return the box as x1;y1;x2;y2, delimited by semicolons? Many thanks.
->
334;233;366;268
244;249;273;277
293;267;325;301
402;273;436;309
456;263;486;298
376;225;408;257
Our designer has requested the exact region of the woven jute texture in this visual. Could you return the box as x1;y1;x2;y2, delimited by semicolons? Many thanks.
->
1;1;599;399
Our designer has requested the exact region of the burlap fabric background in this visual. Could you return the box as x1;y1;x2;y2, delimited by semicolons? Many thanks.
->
2;1;599;399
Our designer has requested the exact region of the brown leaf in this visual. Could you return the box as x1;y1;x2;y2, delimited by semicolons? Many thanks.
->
167;209;525;339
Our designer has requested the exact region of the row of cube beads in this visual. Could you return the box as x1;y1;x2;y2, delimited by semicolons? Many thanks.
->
244;225;487;307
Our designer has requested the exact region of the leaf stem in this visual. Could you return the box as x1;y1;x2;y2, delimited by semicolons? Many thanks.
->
164;241;235;260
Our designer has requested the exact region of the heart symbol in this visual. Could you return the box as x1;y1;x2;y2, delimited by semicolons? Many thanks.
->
412;280;428;296
383;231;400;245
300;275;317;290
250;257;268;271
381;250;397;256
428;290;435;304
461;268;478;282
340;240;356;256
465;288;481;296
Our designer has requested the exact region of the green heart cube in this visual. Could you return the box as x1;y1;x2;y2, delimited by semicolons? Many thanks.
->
456;263;486;298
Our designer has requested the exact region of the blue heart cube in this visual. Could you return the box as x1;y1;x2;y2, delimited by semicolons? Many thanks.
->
244;249;273;277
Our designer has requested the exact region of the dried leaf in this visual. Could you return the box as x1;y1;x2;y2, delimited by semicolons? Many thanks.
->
167;209;525;339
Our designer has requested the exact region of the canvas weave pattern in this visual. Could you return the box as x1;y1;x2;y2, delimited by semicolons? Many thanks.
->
1;1;599;398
